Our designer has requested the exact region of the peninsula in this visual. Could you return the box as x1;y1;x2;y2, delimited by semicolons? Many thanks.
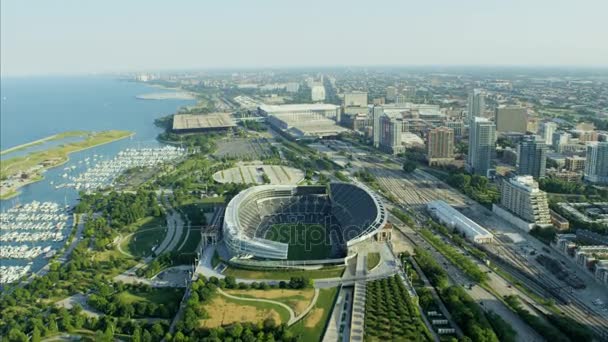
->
0;130;133;199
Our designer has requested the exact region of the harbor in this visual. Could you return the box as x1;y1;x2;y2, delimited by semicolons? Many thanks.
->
58;146;187;191
0;77;196;284
0;200;69;283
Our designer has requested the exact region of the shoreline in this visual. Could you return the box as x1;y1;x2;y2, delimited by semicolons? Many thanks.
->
135;92;197;101
0;131;135;200
1;131;89;156
1;135;58;156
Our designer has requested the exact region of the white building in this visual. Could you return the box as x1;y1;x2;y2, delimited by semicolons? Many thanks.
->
493;176;552;232
427;200;494;244
584;142;608;184
467;89;485;121
541;122;557;146
311;84;326;102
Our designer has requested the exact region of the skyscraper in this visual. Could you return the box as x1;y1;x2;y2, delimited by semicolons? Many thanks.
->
427;127;455;165
467;89;485;121
495;106;528;133
517;135;547;179
552;131;571;153
379;113;403;155
467;117;496;176
372;105;384;148
493;176;551;231
540;122;557;145
584;142;608;184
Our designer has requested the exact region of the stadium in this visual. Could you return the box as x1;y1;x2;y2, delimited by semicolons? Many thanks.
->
222;182;387;261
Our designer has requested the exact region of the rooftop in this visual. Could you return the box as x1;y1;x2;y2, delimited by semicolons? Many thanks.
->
259;103;339;113
172;113;236;130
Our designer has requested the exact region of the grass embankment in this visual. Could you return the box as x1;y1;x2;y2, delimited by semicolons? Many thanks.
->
225;288;315;316
201;293;291;328
223;266;345;280
121;216;167;258
366;252;381;271
287;287;338;341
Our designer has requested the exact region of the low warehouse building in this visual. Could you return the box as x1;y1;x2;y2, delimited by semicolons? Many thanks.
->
427;200;493;244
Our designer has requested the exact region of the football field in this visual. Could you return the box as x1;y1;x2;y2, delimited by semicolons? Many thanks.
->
265;223;331;260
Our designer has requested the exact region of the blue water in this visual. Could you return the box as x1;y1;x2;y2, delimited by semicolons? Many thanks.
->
0;76;194;271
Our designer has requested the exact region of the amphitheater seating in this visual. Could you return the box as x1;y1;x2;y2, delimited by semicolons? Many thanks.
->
225;183;385;260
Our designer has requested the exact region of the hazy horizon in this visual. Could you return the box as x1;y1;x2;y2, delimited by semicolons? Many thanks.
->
2;0;608;77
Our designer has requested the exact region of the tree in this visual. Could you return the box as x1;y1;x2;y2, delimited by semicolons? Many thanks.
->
402;161;417;173
132;327;142;342
31;327;42;342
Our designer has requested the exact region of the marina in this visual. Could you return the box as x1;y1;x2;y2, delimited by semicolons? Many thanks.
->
0;200;69;282
0;264;32;284
1;76;196;284
58;146;187;191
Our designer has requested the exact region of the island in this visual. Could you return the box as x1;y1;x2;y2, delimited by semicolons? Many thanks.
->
0;130;133;199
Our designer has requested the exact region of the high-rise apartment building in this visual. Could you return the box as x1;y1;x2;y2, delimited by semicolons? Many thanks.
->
552;131;571;153
427;127;455;165
540;122;557;145
495;106;528;133
379;113;403;155
467;117;496;176
467;89;485;121
584;142;608;184
372;105;384;148
493;176;552;231
565;156;586;172
517;135;547;179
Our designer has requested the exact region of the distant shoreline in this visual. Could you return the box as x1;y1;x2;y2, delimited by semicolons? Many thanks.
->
135;91;197;101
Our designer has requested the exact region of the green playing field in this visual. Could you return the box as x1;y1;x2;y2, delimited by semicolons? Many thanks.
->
265;223;331;260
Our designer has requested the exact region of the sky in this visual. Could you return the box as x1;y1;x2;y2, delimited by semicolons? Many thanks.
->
2;0;608;76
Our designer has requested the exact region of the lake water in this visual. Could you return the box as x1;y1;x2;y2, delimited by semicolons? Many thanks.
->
0;76;194;272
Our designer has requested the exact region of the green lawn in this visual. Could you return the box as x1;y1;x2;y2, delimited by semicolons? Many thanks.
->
265;223;331;260
116;287;184;311
367;252;381;271
223;266;345;280
122;216;167;257
288;287;339;340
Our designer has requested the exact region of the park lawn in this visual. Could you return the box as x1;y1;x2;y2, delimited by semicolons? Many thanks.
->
224;288;315;316
201;293;291;328
367;252;381;271
265;223;331;260
223;266;345;280
122;216;167;257
178;227;202;253
116;287;184;311
288;287;339;341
